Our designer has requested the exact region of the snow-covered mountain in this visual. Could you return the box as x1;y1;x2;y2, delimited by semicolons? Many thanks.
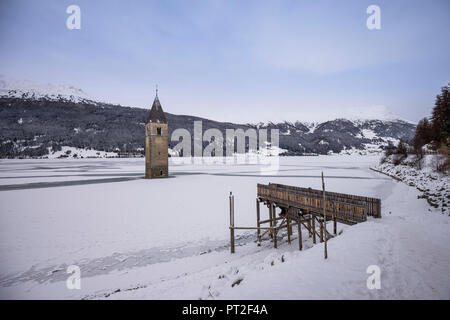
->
253;104;414;126
252;118;415;156
0;76;95;104
0;78;417;158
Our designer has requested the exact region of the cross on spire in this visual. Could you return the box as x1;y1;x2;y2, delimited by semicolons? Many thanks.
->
156;84;158;97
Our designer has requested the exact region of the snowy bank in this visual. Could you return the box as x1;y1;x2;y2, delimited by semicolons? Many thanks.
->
372;154;449;215
47;146;119;159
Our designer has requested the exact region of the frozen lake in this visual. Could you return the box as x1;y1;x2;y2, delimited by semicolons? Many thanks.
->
0;156;448;299
0;156;383;272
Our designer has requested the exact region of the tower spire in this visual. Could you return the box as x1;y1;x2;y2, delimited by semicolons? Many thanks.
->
146;87;167;123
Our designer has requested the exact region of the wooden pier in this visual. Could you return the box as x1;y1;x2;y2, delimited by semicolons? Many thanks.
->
229;182;381;253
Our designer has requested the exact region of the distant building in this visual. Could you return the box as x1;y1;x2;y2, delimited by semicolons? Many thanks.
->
145;90;168;178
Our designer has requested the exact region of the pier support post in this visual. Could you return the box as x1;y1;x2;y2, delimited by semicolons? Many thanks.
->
288;209;293;236
322;171;328;259
312;215;316;244
287;216;291;244
297;217;302;251
320;219;324;243
256;198;261;246
333;216;337;235
272;203;277;248
308;213;312;237
229;192;235;254
268;202;273;239
273;227;277;248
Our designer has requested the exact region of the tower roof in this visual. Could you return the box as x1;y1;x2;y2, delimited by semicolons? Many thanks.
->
146;93;167;124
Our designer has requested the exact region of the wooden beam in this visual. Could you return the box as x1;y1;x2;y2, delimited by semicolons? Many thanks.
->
260;228;271;239
231;226;273;230
259;216;284;224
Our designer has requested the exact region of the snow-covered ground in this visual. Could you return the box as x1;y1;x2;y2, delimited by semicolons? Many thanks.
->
46;146;119;159
0;156;449;299
373;154;449;215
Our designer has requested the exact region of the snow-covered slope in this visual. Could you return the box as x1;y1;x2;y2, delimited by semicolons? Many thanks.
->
47;146;119;159
373;154;449;214
0;76;95;104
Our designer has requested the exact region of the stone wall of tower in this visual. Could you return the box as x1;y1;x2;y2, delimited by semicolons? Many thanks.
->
145;122;169;179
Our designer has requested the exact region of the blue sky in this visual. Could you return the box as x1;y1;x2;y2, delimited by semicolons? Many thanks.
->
0;0;449;123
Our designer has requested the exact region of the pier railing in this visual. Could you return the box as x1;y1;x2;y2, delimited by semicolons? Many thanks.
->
257;183;381;225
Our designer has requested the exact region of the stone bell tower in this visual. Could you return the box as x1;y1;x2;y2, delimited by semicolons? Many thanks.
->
145;88;168;179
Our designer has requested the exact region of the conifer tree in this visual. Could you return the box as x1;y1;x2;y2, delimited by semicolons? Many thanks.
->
431;84;450;143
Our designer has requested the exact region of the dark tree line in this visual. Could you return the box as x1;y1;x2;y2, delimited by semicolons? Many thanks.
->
413;84;450;154
382;84;449;170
